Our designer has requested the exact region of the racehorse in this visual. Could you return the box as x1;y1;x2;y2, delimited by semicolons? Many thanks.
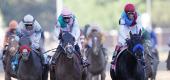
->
110;30;147;80
17;36;43;80
86;29;107;80
3;35;19;80
50;31;87;80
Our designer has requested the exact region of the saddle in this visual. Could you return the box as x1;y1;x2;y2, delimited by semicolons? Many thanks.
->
111;46;128;71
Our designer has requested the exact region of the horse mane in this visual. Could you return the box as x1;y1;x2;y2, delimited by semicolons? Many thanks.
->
87;29;104;44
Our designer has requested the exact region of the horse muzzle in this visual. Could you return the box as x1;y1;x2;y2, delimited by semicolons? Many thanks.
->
92;46;99;55
65;46;74;59
22;52;30;61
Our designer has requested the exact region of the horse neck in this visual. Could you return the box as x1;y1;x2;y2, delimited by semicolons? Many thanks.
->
86;46;105;69
121;50;138;70
58;52;80;69
21;52;37;66
88;45;102;56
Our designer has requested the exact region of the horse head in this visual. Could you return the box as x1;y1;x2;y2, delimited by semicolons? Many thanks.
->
18;37;32;61
7;35;19;56
59;31;76;59
126;30;144;60
89;29;103;55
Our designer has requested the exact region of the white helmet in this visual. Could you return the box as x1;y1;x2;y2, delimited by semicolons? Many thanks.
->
23;14;35;25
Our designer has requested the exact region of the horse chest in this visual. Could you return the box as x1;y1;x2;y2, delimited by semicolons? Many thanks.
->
55;55;82;80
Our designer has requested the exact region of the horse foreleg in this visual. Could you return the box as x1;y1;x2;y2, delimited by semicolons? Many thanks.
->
82;69;87;80
101;71;106;80
50;66;55;80
5;72;11;80
93;75;99;80
87;72;93;80
42;64;49;80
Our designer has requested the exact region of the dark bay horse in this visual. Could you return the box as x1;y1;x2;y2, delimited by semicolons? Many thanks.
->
3;35;19;80
86;29;107;80
110;30;147;80
144;47;159;80
17;37;43;80
50;31;86;80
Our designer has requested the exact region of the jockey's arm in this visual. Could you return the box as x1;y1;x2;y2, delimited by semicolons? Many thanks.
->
16;21;26;38
118;25;128;46
31;20;42;49
16;22;22;37
71;18;80;43
53;21;61;41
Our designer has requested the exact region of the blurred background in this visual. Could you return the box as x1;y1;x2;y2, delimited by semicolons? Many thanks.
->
0;0;170;80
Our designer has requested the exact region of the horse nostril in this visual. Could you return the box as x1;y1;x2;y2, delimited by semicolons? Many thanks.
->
67;47;73;53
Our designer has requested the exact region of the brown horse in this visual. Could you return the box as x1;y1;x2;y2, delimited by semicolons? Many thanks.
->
86;29;107;80
17;36;43;80
3;35;19;80
110;31;147;80
50;31;87;80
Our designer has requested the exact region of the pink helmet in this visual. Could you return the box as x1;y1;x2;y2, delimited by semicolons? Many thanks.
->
61;7;73;18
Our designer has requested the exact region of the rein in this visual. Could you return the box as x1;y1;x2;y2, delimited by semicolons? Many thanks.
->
127;48;145;66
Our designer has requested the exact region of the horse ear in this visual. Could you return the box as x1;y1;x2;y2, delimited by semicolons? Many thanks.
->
73;37;75;42
19;41;21;46
58;32;62;40
139;29;142;36
129;31;132;38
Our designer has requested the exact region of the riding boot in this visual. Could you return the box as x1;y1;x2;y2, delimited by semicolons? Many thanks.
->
111;51;118;64
101;45;108;61
35;48;45;65
111;45;121;65
75;44;90;68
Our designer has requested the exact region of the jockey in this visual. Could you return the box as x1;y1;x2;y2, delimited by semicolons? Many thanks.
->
111;3;146;64
53;7;89;67
17;14;43;51
2;20;19;60
11;14;45;71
